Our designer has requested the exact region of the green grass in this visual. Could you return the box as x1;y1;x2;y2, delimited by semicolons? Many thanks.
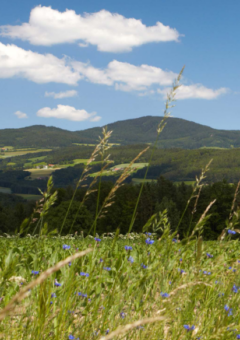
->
1;234;240;339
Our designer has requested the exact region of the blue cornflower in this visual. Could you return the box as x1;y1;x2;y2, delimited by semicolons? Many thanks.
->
232;284;239;293
237;335;240;339
103;267;111;271
224;305;233;316
94;237;101;242
54;280;61;287
128;256;134;263
145;232;152;236
203;271;211;275
120;312;126;318
82;293;87;298
63;244;70;250
80;272;89;277
51;293;56;298
100;258;104;263
229;266;232;269
68;335;79;340
228;230;236;235
179;269;185;274
206;252;213;258
169;281;172;285
183;325;195;331
124;246;133;251
172;238;177;243
31;270;39;275
105;329;110;335
145;238;154;245
160;292;169;298
141;263;147;269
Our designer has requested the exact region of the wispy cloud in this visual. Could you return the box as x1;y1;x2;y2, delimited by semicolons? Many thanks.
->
72;60;177;91
0;42;80;85
158;84;228;100
37;104;101;122
14;111;28;119
45;90;78;99
0;6;181;52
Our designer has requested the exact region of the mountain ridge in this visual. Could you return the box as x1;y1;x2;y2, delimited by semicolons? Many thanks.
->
1;116;240;149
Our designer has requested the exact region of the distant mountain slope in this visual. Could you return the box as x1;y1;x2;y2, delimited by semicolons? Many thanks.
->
1;116;240;149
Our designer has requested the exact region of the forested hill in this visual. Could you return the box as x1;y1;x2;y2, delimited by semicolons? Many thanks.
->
2;116;240;148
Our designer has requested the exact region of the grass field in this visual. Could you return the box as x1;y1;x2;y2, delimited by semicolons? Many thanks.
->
15;194;42;201
90;163;148;177
1;233;240;340
24;168;56;179
132;178;157;184
0;149;52;159
0;187;11;194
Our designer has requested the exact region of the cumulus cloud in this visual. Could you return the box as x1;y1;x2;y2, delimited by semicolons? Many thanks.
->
0;42;80;85
14;111;28;119
158;84;228;100
45;90;78;99
72;60;177;91
37;104;101;122
0;6;181;52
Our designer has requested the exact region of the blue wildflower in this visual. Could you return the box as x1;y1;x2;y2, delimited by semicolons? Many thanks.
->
228;230;236;235
80;272;89;277
183;325;195;331
68;262;71;267
54;280;61;287
51;293;56;298
237;335;240;339
68;335;79;340
128;256;134;263
232;284;239;293
145;238;154;245
141;263;147;269
63;244;70;250
224;305;233;316
105;329;110;335
145;232;152;236
160;292;169;298
120;312;126;318
100;258;104;263
94;237;101;242
103;267;111;271
31;270;39;275
206;252;213;258
124;246;133;251
172;238;177;243
203;271;211;275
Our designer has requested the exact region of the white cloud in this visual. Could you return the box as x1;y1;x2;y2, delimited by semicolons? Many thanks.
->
72;60;177;91
37;104;101;122
158;84;228;100
45;90;78;99
0;42;80;85
14;110;28;119
0;6;181;52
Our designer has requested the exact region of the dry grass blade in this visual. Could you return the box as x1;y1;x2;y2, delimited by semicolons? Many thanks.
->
0;248;92;321
100;316;166;340
168;281;212;297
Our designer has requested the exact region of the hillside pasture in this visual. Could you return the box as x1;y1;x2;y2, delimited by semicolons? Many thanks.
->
0;148;52;159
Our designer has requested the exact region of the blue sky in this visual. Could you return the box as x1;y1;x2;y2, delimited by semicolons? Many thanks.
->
0;0;239;131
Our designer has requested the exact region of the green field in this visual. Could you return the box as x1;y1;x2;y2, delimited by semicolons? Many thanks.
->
15;194;41;201
0;148;52;158
1;233;240;339
90;162;148;177
0;186;12;194
132;178;157;184
24;168;55;179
